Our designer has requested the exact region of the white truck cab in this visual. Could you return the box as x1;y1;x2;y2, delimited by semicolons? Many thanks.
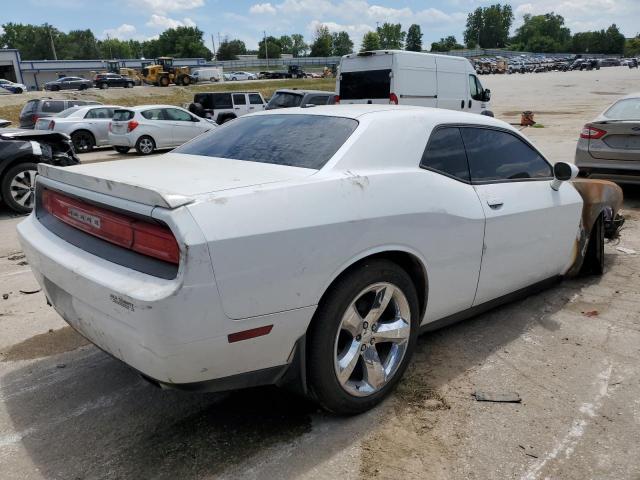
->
336;50;493;116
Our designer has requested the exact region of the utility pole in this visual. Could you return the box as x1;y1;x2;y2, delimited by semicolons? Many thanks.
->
49;26;58;60
211;34;216;60
264;30;269;68
106;34;113;59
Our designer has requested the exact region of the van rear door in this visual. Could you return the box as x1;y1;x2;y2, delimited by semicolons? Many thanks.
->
338;53;393;104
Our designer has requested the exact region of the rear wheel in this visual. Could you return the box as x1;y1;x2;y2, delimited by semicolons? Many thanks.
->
114;146;130;154
99;83;108;90
1;162;38;214
135;135;155;155
308;259;419;414
582;214;605;275
127;82;134;88
71;130;95;153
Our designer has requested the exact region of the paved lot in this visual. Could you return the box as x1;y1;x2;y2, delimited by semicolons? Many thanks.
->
1;67;640;480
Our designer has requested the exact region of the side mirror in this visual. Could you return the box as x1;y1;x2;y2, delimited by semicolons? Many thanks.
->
551;162;579;190
483;89;491;101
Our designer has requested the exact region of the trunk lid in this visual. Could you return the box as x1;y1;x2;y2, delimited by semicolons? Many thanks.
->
588;120;640;161
38;153;315;209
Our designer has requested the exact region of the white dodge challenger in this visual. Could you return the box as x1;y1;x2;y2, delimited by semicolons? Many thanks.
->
18;105;622;414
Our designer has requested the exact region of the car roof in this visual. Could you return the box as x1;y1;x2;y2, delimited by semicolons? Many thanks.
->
249;104;515;130
274;89;334;95
123;105;188;111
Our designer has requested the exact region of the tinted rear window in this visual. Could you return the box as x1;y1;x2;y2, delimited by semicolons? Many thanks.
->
340;69;391;100
194;93;232;109
42;101;66;113
604;98;640;120
113;110;134;121
267;92;303;109
420;127;470;182
175;114;358;169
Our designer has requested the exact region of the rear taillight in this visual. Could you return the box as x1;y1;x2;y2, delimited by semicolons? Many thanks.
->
127;120;139;132
48;120;55;130
32;114;39;124
580;125;606;139
334;95;340;104
42;189;179;264
389;92;399;105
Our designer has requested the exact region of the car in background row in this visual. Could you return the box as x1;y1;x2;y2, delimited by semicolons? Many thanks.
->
265;89;336;110
93;73;136;89
0;129;78;213
224;71;257;81
0;79;28;94
35;105;122;153
44;77;93;91
576;92;640;184
191;68;223;83
188;92;266;124
20;98;103;129
108;105;216;155
599;58;621;67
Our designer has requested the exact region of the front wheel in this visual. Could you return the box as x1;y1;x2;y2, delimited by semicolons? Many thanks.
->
307;259;419;414
1;162;38;214
135;135;155;155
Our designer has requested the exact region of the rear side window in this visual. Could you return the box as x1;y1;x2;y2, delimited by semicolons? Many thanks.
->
340;69;391;100
113;110;134;121
420;127;470;182
461;127;553;182
21;101;37;115
249;93;263;105
175;114;358;170
41;101;66;113
307;95;331;105
141;109;165;120
85;108;114;119
164;108;193;121
232;93;247;105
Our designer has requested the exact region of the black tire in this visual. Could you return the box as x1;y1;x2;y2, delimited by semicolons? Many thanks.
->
1;162;38;214
79;84;88;90
114;146;130;154
71;130;95;153
159;76;170;87
581;214;605;276
307;259;420;415
15;88;23;94
181;75;191;86
135;135;156;155
232;77;238;81
51;85;60;91
127;82;134;88
99;83;108;90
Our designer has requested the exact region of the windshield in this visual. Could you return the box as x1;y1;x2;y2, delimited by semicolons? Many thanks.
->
175;114;359;169
266;92;303;109
604;98;640;120
340;69;391;100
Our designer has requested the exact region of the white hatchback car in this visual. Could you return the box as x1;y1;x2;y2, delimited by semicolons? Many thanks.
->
108;105;216;155
19;106;622;414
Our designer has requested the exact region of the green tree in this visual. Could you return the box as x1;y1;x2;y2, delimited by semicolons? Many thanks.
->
625;35;640;57
360;31;381;52
59;29;100;59
512;13;571;52
463;4;513;48
154;26;212;59
97;38;134;59
430;36;464;52
310;25;332;57
258;35;282;59
279;35;293;54
216;39;246;60
331;31;354;56
377;23;405;49
0;23;60;60
405;24;423;52
290;33;308;57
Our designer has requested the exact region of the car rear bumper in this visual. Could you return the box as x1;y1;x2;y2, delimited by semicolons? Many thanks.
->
18;212;314;388
576;148;640;184
108;132;134;147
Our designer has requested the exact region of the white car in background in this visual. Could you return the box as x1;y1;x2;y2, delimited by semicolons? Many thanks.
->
0;79;28;94
225;71;257;81
35;105;122;153
108;105;216;155
18;106;622;415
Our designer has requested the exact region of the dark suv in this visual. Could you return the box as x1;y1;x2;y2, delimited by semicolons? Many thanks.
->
93;73;136;89
265;89;336;110
19;98;102;128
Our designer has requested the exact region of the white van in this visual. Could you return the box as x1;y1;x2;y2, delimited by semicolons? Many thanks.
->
336;50;493;116
192;67;223;83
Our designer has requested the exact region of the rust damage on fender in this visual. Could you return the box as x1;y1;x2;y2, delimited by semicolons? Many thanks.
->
566;178;624;276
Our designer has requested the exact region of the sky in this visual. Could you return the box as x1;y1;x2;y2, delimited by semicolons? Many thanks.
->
2;0;639;51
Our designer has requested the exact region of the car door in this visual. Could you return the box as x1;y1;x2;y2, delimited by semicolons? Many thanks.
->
84;107;114;145
163;108;204;145
418;126;486;322
248;93;265;112
461;126;583;306
141;108;172;147
232;93;249;116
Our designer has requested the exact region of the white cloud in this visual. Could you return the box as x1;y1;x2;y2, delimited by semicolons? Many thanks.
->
128;0;203;14
102;24;137;40
146;14;196;29
249;3;277;15
307;19;373;40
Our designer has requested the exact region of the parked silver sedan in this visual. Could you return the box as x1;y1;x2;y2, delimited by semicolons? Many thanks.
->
35;105;122;153
576;93;640;184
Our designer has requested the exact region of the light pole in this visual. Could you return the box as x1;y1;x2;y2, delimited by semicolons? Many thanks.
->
264;30;269;68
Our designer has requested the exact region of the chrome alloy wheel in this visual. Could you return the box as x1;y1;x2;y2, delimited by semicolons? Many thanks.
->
138;138;154;154
10;169;37;209
334;282;411;397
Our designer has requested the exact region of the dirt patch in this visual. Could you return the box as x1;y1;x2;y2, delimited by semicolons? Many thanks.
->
500;110;576;117
0;326;89;362
591;91;623;96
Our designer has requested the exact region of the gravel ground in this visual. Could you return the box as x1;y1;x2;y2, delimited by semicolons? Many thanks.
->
1;66;639;480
